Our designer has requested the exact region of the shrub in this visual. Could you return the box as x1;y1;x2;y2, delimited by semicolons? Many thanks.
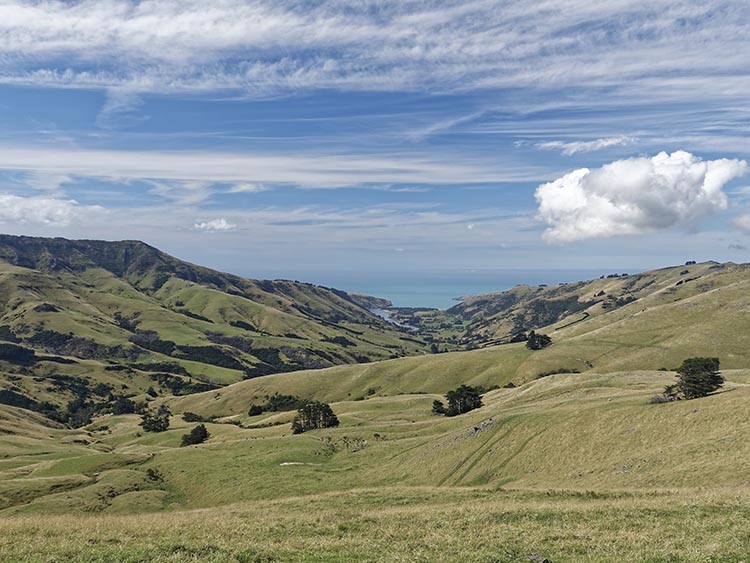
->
291;401;339;434
247;404;263;416
182;411;206;422
111;396;136;415
140;405;171;432
649;394;675;404
431;399;446;415
180;424;210;446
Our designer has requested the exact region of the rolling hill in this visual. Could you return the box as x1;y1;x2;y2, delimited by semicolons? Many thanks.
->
0;234;427;421
2;240;750;560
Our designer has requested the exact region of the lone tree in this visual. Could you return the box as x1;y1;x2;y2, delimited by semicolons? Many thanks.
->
180;424;210;446
669;357;723;400
291;400;339;434
433;385;483;417
526;331;552;350
140;404;171;432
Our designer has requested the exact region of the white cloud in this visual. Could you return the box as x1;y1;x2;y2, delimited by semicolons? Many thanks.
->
228;183;270;194
23;172;73;191
193;218;237;232
536;136;637;155
536;151;748;243
0;194;102;226
731;214;750;234
0;1;746;113
0;145;542;190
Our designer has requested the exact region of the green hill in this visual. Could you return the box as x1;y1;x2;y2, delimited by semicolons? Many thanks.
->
0;235;427;420
3;242;750;561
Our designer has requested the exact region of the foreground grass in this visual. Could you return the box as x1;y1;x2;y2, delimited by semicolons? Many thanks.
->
2;487;750;562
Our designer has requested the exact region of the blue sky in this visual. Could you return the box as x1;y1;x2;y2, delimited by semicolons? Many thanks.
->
0;1;749;299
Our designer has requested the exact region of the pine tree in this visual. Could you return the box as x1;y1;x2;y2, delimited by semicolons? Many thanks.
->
674;357;723;399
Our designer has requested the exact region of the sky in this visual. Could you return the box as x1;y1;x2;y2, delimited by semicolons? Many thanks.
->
0;1;749;301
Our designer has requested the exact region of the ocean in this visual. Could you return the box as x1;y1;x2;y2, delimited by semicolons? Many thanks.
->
260;268;610;309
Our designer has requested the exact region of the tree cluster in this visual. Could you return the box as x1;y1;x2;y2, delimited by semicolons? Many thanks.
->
248;393;305;417
525;331;552;350
653;357;724;402
432;385;483;417
140;404;171;432
291;400;339;434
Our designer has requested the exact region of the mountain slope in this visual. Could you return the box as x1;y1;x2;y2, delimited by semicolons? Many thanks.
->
0;235;426;419
392;260;730;349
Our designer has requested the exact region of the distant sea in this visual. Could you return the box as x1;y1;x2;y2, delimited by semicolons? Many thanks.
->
253;269;609;309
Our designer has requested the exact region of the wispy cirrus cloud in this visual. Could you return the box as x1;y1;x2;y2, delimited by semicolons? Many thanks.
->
0;0;747;111
536;136;637;156
0;145;546;191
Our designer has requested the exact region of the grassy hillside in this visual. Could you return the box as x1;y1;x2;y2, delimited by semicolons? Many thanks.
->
0;235;427;419
1;367;750;561
2;369;750;512
390;261;727;348
2;245;750;560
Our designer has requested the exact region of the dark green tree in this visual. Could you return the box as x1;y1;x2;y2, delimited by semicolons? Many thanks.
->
140;404;171;432
526;331;552;350
291;400;339;434
442;385;483;416
674;357;723;399
66;397;94;428
248;404;263;416
264;393;304;412
180;424;210;446
111;396;136;415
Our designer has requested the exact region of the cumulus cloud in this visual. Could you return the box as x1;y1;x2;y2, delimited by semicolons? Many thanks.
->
536;136;637;156
535;151;748;243
193;218;237;232
0;194;102;226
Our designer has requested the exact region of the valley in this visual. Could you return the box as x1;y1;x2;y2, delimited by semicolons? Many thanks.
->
0;236;749;561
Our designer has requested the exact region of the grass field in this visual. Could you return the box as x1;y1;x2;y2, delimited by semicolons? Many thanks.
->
2;366;750;560
3;239;750;561
2;487;750;562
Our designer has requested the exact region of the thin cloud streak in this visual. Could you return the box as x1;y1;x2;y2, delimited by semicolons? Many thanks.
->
0;145;549;188
536;136;637;156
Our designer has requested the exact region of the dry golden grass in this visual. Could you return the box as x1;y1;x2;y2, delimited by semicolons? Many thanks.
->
2;487;750;562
